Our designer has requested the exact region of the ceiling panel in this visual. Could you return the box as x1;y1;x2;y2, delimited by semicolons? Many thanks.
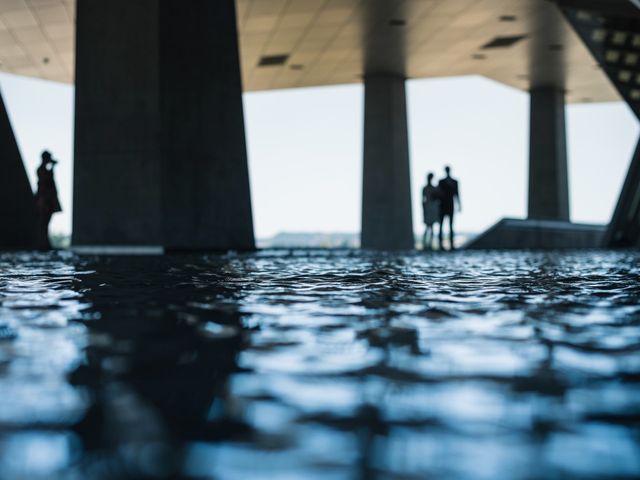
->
0;0;622;103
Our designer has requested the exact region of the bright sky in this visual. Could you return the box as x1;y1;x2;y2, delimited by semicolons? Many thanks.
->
0;72;637;238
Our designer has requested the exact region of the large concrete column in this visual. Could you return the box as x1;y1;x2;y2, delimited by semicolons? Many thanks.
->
528;86;570;221
73;0;254;251
0;87;36;249
159;1;254;251
73;1;162;247
361;74;414;250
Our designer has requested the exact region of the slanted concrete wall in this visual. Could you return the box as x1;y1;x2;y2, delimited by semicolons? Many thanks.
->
465;218;605;250
605;138;640;248
0;87;36;249
561;6;640;247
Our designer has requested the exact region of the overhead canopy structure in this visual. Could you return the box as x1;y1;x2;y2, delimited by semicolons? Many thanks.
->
0;0;623;103
0;0;638;251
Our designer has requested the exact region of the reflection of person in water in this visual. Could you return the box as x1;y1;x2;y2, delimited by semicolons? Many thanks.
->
35;150;62;249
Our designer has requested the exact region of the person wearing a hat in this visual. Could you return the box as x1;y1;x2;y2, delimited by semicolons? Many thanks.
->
34;150;62;249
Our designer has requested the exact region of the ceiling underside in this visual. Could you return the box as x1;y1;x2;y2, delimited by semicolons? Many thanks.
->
0;0;630;104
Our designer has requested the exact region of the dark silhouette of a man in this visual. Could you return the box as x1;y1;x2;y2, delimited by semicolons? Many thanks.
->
34;150;62;249
438;166;460;250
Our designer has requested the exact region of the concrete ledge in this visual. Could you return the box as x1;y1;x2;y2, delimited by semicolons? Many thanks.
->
72;245;165;255
465;218;606;250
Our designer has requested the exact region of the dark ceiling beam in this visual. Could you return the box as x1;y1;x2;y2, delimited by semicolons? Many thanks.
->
552;0;640;17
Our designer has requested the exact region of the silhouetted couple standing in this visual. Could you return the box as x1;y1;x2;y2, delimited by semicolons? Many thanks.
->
422;166;460;251
35;150;61;250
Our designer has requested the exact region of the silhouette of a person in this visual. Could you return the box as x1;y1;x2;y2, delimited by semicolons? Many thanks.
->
34;150;62;249
438;165;460;250
421;172;440;250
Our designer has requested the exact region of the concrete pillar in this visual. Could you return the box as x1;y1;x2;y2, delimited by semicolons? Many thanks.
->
73;0;162;247
159;1;254;251
528;86;570;221
361;74;414;250
73;0;254;251
0;87;36;249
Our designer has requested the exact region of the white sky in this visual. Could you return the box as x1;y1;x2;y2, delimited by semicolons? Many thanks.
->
0;72;637;238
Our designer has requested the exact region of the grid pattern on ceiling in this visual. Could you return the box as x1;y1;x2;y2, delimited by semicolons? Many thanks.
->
0;0;621;105
563;8;640;118
0;0;74;83
235;0;618;103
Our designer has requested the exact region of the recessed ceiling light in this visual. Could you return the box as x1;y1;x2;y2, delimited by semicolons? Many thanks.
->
612;31;628;46
591;29;606;43
605;50;621;63
577;11;592;21
258;54;289;67
482;35;527;49
619;70;632;82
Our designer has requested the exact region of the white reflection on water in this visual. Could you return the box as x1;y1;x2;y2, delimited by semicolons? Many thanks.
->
0;432;80;478
0;249;639;479
0;252;90;478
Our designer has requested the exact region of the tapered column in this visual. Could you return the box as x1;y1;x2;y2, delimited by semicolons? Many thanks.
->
73;1;162;247
0;87;36;249
73;0;254;251
361;74;414;250
159;1;254;251
528;86;570;221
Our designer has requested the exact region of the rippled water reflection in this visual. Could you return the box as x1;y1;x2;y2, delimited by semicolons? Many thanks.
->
0;250;639;479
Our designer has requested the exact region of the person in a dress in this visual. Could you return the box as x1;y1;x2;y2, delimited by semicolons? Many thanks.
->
34;150;62;250
421;172;440;250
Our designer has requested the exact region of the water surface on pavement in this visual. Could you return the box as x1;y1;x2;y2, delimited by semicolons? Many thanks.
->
0;250;639;479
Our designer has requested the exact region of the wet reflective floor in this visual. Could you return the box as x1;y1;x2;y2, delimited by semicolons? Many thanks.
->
0;250;639;479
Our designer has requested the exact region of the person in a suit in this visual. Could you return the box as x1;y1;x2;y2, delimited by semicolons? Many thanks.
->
438;166;460;251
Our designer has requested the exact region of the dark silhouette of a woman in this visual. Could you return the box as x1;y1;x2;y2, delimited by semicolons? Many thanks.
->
34;150;62;249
